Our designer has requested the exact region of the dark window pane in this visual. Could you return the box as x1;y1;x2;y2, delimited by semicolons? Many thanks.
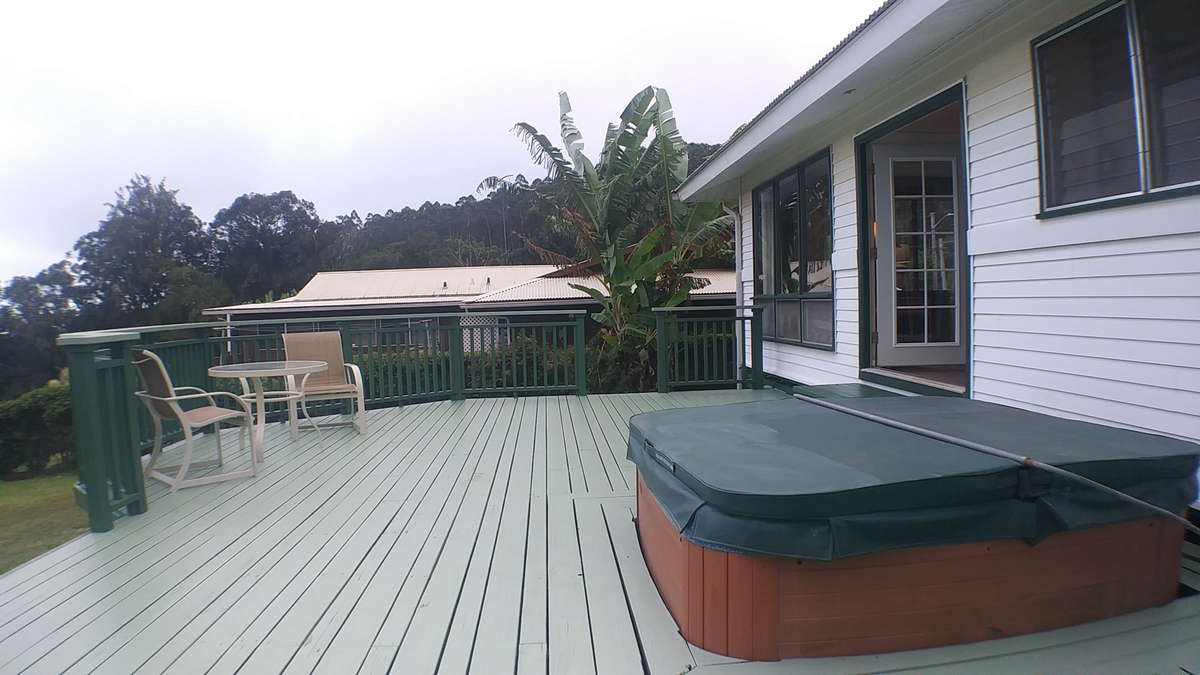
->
928;234;956;270
893;160;923;195
895;234;924;270
1037;6;1139;206
1141;0;1200;187
925;160;954;195
896;309;925;344
927;308;956;343
777;174;800;293
776;299;801;341
926;198;955;233
802;299;833;346
895;271;924;307
761;299;776;338
802;159;832;293
927;270;956;306
894;198;923;233
756;187;775;295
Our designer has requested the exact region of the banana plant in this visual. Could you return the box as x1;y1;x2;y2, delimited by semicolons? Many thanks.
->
481;86;732;352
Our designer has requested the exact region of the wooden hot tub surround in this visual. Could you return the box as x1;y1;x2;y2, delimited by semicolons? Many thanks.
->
636;475;1184;661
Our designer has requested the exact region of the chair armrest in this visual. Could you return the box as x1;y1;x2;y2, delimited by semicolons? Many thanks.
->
173;386;216;407
150;389;252;414
344;363;364;388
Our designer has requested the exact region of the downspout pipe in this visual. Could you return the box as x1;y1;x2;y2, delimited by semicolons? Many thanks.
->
794;393;1200;536
724;203;744;388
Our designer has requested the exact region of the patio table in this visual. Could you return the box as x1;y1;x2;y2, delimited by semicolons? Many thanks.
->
208;360;327;462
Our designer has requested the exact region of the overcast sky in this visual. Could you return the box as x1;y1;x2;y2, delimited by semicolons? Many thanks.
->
0;0;880;285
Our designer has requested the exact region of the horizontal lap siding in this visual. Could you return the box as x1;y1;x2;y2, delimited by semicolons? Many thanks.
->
964;7;1200;443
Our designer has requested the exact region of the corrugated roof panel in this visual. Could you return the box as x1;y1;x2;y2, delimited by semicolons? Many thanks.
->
465;270;736;304
289;265;557;302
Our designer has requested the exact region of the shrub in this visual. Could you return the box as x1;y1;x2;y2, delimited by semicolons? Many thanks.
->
0;383;74;478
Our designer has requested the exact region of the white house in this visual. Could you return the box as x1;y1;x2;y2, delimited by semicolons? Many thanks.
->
679;0;1200;443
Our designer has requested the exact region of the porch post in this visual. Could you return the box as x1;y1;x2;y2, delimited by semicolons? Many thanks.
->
655;311;668;393
573;313;587;396
750;306;764;390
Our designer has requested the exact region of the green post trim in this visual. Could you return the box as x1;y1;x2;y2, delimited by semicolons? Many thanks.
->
67;345;114;532
655;311;669;393
337;321;353;362
449;316;465;400
573;313;586;396
338;321;354;414
750;307;764;390
109;342;147;516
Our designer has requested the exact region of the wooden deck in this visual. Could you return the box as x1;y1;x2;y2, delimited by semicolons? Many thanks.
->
1;390;1198;675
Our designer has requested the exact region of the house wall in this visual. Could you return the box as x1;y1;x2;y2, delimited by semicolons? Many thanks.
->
741;0;1200;442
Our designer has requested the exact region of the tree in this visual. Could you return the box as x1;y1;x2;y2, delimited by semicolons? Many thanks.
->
485;87;733;390
0;263;79;398
211;191;324;301
72;175;211;325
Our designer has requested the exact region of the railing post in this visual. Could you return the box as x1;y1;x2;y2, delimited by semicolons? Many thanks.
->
449;316;465;400
573;313;586;396
750;306;764;390
66;345;116;532
338;321;353;362
109;342;147;516
655;310;668;393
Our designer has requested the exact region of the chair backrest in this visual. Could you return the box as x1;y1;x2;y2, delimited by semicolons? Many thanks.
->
131;349;180;420
283;332;348;388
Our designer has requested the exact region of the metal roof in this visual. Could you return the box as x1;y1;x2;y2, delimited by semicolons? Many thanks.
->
205;265;557;315
464;270;736;306
204;266;736;315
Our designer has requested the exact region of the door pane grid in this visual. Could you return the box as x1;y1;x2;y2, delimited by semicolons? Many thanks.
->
892;159;957;345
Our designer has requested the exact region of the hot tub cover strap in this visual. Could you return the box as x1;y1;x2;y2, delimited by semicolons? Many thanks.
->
628;398;1199;559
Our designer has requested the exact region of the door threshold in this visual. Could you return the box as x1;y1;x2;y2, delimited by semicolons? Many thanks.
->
861;368;966;396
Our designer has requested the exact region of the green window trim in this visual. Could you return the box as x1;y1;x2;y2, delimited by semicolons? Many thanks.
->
752;148;835;349
1032;0;1200;215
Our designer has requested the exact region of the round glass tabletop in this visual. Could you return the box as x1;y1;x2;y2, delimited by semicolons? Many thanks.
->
207;360;327;378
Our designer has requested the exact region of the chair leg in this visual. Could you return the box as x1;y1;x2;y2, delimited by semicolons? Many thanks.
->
214;423;225;467
288;398;300;441
170;427;197;493
299;399;323;443
145;416;165;477
355;391;367;435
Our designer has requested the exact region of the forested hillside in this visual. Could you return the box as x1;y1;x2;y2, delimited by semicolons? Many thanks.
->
0;144;721;399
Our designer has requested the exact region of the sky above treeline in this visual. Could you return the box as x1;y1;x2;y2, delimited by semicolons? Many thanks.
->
0;0;881;284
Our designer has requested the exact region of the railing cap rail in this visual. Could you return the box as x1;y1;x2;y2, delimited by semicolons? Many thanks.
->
651;305;762;313
56;309;591;347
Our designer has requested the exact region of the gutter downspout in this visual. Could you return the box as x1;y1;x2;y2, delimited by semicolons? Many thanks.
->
724;203;744;388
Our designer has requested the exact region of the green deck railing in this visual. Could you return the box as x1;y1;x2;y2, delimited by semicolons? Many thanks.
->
654;306;764;392
58;307;761;532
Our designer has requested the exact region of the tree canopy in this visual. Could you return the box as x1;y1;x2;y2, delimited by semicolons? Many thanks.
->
0;140;724;399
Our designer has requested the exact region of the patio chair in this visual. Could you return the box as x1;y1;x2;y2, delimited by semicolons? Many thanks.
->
131;349;257;492
282;331;367;436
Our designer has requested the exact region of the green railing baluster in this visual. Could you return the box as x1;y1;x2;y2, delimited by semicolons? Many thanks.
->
573;313;586;396
450;317;465;400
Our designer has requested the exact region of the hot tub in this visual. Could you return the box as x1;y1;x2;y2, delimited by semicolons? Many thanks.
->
628;397;1199;660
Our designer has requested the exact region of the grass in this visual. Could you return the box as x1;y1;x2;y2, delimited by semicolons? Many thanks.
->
0;472;88;574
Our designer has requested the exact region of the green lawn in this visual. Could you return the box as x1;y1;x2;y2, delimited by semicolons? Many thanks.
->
0;473;88;574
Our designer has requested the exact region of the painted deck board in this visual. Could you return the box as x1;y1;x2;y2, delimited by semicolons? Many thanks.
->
3;388;1198;675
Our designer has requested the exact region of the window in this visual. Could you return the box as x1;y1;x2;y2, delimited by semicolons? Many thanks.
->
1034;0;1200;210
752;150;833;348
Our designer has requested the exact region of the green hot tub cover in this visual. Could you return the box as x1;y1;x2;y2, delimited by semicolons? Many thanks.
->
627;397;1199;560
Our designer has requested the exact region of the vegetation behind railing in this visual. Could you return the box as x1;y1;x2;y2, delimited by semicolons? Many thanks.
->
655;307;763;392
